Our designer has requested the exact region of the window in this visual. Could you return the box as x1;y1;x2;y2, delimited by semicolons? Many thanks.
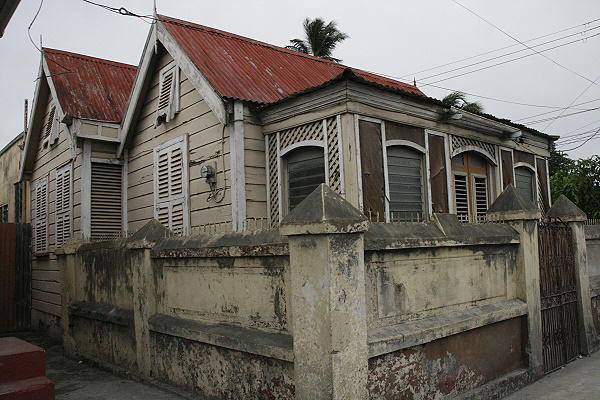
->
90;162;122;240
285;147;325;212
55;164;72;246
451;152;491;223
33;176;48;253
155;62;180;126
44;105;55;139
0;204;8;222
386;146;425;222
515;166;536;204
154;136;189;233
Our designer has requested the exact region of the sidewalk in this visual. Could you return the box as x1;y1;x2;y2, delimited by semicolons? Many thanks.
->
11;332;188;400
505;351;600;400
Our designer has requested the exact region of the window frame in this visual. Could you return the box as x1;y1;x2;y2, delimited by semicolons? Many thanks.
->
281;144;326;215
451;151;495;223
514;163;537;204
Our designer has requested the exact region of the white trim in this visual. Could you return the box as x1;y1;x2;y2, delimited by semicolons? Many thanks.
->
156;21;226;124
354;115;363;211
230;101;246;231
385;139;426;154
122;149;129;235
336;115;345;197
276;132;283;222
356;115;382;124
543;157;551;205
514;162;536;172
451;145;498;166
78;134;120;143
381;121;389;222
424;134;433;217
81;140;92;240
322;119;330;186
90;157;123;165
19;60;44;181
280;140;325;157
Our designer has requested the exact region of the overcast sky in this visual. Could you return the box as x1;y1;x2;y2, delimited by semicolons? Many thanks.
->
1;0;599;159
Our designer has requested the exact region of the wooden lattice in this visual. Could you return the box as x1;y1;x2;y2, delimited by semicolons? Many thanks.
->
450;135;496;162
279;120;324;150
326;117;342;195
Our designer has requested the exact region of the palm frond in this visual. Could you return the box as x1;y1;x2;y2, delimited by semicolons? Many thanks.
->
286;39;310;54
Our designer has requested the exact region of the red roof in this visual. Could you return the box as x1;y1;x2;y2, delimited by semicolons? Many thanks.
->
158;15;424;104
43;48;137;122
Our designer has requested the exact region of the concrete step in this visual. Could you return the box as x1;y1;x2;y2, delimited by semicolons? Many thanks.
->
0;376;54;400
0;337;46;384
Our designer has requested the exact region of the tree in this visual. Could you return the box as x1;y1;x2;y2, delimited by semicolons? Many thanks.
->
550;155;600;218
286;18;349;62
548;144;574;177
442;91;484;113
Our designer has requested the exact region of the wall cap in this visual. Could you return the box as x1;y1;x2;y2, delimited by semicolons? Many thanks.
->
487;185;541;221
546;194;587;222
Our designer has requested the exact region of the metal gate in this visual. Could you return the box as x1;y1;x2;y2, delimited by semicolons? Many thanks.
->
538;222;580;373
0;223;31;331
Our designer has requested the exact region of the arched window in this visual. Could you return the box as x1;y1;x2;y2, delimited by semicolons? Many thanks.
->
451;151;492;223
386;146;425;222
515;166;536;204
284;146;325;212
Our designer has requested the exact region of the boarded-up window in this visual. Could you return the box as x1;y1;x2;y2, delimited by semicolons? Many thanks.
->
33;176;48;253
536;158;550;211
154;136;189;233
428;134;448;213
286;147;325;211
384;121;425;147
500;150;514;189
515;166;535;204
156;62;180;126
387;146;424;222
91;163;122;239
55;164;72;247
359;120;385;220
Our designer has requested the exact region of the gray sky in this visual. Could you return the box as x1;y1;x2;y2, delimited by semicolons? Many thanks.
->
1;0;599;159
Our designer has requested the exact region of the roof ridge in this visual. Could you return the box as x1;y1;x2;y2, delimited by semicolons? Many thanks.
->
43;47;137;71
157;14;342;67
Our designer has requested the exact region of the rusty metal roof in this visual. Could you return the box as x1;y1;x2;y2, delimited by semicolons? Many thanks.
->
43;48;137;122
158;15;424;104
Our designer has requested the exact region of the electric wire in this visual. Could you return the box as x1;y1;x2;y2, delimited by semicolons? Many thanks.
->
514;98;600;122
558;126;600;151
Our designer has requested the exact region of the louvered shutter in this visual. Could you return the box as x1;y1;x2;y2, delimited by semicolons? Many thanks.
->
156;63;180;125
286;147;325;211
33;177;48;253
473;176;488;223
90;163;123;240
44;106;56;139
154;136;189;233
55;164;72;247
454;174;469;223
386;146;424;222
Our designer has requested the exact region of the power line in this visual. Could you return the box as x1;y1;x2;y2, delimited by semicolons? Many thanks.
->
518;106;600;125
81;0;156;24
514;98;600;122
450;0;599;86
558;126;600;151
417;24;600;82
400;17;600;80
556;127;600;143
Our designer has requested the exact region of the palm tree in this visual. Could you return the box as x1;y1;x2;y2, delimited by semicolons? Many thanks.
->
442;91;484;113
286;18;349;62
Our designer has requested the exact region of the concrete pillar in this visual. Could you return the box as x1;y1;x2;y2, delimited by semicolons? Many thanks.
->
547;195;600;354
126;220;168;376
488;185;544;376
280;184;369;400
57;241;81;358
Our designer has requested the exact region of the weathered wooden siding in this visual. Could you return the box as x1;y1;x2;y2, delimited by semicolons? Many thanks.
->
244;116;268;220
126;50;232;233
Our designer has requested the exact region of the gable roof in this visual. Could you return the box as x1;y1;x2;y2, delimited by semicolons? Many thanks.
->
43;48;137;122
157;15;424;104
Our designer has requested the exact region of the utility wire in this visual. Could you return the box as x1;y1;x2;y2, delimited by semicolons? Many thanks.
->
559;126;600;151
514;98;600;122
401;17;600;79
450;0;599;87
519;106;600;125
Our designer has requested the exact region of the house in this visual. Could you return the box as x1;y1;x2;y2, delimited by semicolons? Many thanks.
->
118;15;553;234
0;131;25;222
19;48;136;332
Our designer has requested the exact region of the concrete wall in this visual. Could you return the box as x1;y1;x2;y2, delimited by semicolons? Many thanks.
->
588;225;600;336
0;133;24;222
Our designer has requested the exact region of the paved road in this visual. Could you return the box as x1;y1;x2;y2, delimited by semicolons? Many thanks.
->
505;351;600;400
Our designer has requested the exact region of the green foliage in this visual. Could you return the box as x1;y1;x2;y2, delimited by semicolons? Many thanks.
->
441;91;484;113
550;155;600;218
286;18;349;62
548;145;574;177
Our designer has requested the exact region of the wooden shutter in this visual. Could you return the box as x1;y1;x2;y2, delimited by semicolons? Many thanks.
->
91;163;122;240
428;134;449;213
286;147;325;211
154;136;189;233
536;158;550;211
454;174;469;223
473;176;488;222
500;150;514;189
156;63;180;125
386;146;424;222
33;177;48;253
359;120;385;220
515;167;535;204
44;106;55;139
55;164;72;247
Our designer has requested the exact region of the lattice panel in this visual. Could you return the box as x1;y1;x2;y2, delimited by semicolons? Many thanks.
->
450;135;496;162
279;120;324;150
267;133;280;226
326;117;342;195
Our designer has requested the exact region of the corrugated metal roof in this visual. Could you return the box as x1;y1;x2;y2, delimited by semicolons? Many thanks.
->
43;48;137;122
158;15;424;104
